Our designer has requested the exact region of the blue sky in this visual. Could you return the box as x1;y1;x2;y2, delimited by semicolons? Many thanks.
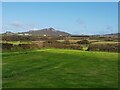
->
2;2;118;35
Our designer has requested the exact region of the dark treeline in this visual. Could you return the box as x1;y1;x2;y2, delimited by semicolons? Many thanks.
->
2;35;68;41
2;34;119;42
1;43;39;51
87;43;120;53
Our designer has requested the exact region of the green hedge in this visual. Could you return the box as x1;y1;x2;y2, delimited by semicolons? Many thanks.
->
87;43;119;52
1;43;39;51
44;41;83;50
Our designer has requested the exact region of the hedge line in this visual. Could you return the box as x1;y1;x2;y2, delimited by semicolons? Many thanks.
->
87;43;119;52
43;40;83;50
1;43;39;51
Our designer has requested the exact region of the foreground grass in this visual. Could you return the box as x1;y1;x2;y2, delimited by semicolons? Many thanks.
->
2;49;118;88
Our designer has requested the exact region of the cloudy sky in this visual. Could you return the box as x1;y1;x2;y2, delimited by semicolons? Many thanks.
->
2;2;118;35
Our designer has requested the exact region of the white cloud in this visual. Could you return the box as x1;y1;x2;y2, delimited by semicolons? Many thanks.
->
30;28;39;31
10;21;23;28
2;21;40;32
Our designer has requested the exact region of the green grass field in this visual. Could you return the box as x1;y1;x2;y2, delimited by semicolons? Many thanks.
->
2;49;118;88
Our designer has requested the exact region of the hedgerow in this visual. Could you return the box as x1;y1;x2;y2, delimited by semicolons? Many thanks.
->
87;43;119;52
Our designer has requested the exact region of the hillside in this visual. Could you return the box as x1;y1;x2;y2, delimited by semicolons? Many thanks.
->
23;27;70;36
93;33;120;37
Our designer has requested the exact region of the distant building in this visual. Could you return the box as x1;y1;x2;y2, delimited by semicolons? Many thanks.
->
24;33;29;36
18;34;24;36
43;34;47;36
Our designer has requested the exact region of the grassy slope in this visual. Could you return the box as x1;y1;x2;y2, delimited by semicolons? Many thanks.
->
2;49;118;88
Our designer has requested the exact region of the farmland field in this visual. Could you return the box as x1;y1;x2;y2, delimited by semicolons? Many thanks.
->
1;41;32;45
2;49;118;88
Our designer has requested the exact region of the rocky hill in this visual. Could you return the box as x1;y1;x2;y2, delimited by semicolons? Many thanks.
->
22;27;70;36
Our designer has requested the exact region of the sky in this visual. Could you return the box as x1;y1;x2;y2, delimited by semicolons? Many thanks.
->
2;2;118;35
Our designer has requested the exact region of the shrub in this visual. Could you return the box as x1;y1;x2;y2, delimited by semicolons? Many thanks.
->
44;41;83;50
63;40;70;44
87;43;119;52
45;40;58;44
1;43;39;51
32;41;44;48
104;38;114;41
77;40;90;44
18;44;39;49
1;43;13;50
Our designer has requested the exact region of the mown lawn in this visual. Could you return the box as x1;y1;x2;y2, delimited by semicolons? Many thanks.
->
2;49;118;88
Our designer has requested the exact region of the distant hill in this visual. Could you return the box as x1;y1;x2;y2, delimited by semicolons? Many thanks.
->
2;28;119;37
105;33;120;36
21;27;71;36
98;33;120;37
